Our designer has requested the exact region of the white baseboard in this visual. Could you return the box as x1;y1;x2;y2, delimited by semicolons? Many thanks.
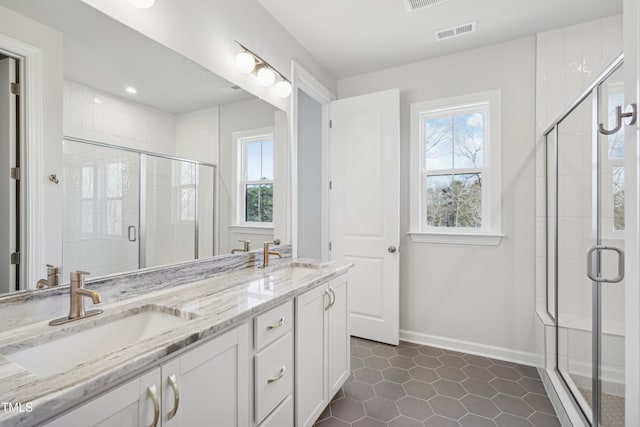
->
400;329;539;366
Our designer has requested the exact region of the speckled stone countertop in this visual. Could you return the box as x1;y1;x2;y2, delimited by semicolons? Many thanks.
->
0;256;351;427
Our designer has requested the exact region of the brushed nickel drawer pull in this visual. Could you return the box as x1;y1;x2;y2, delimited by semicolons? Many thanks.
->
266;317;285;331
167;374;180;420
146;384;159;427
267;366;287;384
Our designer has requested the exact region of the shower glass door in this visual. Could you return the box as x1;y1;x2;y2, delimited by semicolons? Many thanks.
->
63;140;140;277
551;57;626;427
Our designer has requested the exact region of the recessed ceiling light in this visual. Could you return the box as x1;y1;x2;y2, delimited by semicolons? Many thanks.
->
125;86;138;94
93;97;102;105
128;0;156;9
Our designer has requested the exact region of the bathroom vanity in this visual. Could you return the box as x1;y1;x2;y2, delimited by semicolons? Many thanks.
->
0;255;351;427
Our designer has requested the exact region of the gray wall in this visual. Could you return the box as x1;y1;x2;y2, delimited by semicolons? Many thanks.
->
337;36;538;361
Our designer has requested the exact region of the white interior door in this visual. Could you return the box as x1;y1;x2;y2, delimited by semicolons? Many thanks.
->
329;89;400;345
0;57;17;294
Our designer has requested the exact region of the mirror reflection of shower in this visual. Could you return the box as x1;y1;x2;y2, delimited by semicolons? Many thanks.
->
63;138;215;279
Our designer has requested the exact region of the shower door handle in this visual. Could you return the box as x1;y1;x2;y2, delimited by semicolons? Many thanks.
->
128;225;137;242
586;245;624;283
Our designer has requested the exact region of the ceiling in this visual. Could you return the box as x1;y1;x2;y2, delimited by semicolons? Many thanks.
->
0;0;252;114
258;0;623;78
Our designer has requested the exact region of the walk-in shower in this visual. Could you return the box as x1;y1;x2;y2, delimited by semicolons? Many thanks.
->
544;53;633;427
62;138;216;279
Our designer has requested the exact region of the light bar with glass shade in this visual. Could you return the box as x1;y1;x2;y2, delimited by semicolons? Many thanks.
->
234;40;292;98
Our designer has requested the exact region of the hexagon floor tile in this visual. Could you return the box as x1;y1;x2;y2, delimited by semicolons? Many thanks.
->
314;338;561;427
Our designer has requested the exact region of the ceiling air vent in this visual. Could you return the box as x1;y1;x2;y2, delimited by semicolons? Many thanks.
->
402;0;450;12
435;21;477;41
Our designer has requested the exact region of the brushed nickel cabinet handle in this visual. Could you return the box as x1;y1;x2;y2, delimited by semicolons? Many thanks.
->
328;287;336;308
267;366;287;384
146;384;159;427
324;289;331;311
167;374;180;420
266;317;285;331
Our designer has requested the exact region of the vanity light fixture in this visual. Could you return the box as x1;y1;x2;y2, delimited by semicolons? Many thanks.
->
125;86;138;94
127;0;156;9
234;40;292;98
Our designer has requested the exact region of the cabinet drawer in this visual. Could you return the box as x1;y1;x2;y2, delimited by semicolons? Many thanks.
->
255;332;294;424
259;395;293;427
254;301;293;350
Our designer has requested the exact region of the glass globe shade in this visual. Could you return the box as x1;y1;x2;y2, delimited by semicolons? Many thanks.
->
128;0;156;9
257;67;276;87
235;52;256;74
275;81;292;98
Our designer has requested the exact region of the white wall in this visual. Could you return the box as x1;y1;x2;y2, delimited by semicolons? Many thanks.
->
218;98;278;253
80;0;336;112
338;36;538;363
297;89;323;259
0;5;63;286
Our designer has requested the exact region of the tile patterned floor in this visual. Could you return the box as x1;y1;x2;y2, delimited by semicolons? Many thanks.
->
314;338;561;427
580;388;625;427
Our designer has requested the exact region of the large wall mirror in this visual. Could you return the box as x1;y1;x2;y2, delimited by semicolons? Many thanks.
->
0;0;288;294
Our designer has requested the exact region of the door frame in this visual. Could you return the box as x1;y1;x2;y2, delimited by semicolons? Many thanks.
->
0;34;44;290
623;0;640;425
289;60;336;260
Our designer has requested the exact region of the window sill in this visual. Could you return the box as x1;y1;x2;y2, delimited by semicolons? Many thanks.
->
229;224;274;235
407;231;504;246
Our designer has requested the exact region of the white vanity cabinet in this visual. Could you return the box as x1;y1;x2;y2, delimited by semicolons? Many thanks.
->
295;275;350;427
44;324;249;427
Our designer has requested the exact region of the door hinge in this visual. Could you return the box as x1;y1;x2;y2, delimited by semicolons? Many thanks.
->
10;252;20;265
329;180;333;190
329;242;332;251
10;167;19;180
329;120;333;129
10;82;20;96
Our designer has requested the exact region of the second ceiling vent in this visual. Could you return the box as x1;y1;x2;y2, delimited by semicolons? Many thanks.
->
402;0;450;12
435;21;477;41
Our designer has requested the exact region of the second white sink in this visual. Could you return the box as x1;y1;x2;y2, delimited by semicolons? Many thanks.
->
6;307;193;377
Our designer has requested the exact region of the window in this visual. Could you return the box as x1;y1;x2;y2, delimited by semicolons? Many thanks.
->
409;90;502;245
234;129;274;226
605;88;625;233
105;162;124;236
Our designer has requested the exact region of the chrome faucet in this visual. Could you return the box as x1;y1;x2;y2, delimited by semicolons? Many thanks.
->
49;271;103;326
231;240;250;254
37;264;61;289
262;239;282;268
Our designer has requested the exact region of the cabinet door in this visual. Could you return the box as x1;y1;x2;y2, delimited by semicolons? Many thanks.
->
162;323;249;427
328;276;350;398
295;284;329;427
44;368;160;427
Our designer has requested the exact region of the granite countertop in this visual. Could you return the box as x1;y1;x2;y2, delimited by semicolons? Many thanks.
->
0;259;352;427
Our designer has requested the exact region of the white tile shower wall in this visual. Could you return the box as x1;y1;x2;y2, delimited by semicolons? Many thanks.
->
534;15;624;387
175;106;219;165
63;80;176;156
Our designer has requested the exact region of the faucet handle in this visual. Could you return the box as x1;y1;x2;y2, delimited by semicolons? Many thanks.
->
70;270;91;283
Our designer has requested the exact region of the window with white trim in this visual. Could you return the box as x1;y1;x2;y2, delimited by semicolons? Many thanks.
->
409;90;502;245
235;131;274;225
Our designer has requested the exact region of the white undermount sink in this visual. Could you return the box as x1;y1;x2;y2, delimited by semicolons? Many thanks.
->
6;307;194;377
265;266;319;281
